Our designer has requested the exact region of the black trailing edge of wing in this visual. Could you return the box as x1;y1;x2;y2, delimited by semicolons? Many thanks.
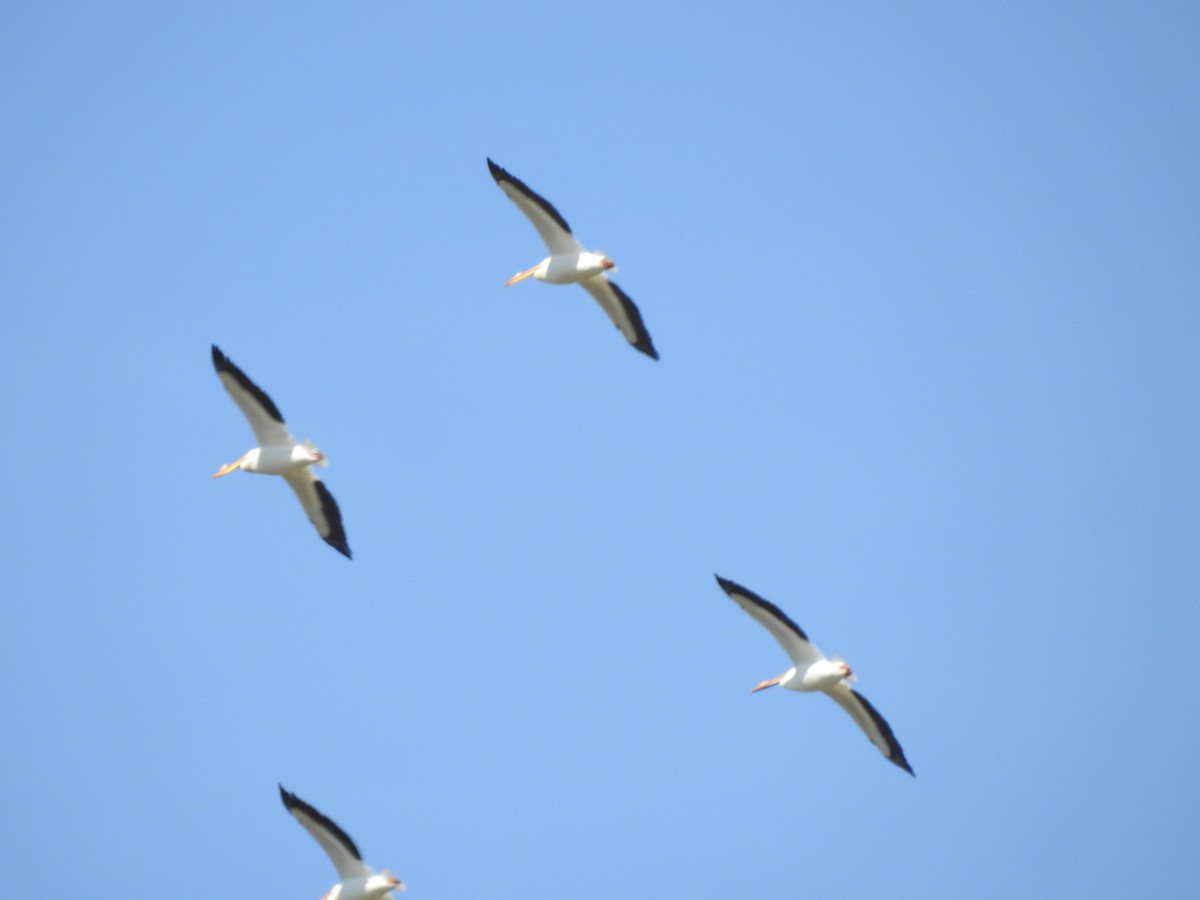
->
851;690;915;776
211;345;285;424
279;784;363;860
314;480;352;559
487;158;573;236
714;575;810;642
607;281;659;360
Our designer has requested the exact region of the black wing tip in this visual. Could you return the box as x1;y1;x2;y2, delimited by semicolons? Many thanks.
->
604;280;659;360
714;573;762;602
714;574;740;594
890;751;915;776
714;574;811;642
277;784;364;860
313;480;352;559
713;573;760;605
487;157;573;235
210;344;286;424
850;689;915;776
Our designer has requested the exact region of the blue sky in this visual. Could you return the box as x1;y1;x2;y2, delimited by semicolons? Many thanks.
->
2;2;1198;897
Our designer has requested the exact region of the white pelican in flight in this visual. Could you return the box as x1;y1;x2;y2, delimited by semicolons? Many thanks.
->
279;785;405;899
211;345;351;559
715;575;914;775
487;158;659;360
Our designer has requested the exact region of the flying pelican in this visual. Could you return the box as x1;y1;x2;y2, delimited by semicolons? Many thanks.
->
279;785;405;899
211;345;351;559
487;158;658;360
715;575;914;775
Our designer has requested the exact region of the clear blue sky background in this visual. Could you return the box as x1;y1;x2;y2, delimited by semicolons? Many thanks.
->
2;2;1198;897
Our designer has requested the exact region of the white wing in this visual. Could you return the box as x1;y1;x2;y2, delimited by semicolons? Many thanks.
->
715;575;825;670
488;158;585;257
580;275;658;359
280;786;373;882
212;345;294;448
828;682;914;775
283;467;351;559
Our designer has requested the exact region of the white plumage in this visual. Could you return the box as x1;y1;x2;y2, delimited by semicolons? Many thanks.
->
488;158;658;359
280;786;404;899
211;345;351;558
716;575;914;775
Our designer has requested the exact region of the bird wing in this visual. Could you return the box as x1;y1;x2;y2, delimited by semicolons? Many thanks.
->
212;345;294;448
828;683;914;775
580;276;659;359
279;786;373;882
283;468;352;559
715;575;825;670
488;158;585;257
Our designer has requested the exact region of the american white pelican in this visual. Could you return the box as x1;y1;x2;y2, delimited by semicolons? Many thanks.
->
279;785;405;899
715;575;914;775
487;158;659;359
211;345;351;559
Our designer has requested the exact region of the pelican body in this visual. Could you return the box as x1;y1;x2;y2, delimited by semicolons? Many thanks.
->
757;657;858;693
507;250;615;286
488;158;658;359
716;575;914;775
322;874;403;900
216;443;324;477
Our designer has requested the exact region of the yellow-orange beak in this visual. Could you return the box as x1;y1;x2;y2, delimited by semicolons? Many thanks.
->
503;264;539;287
211;456;245;479
750;674;785;693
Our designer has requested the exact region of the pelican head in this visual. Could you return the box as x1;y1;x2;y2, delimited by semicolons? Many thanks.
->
301;440;328;468
751;667;796;692
601;256;615;270
833;657;856;683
